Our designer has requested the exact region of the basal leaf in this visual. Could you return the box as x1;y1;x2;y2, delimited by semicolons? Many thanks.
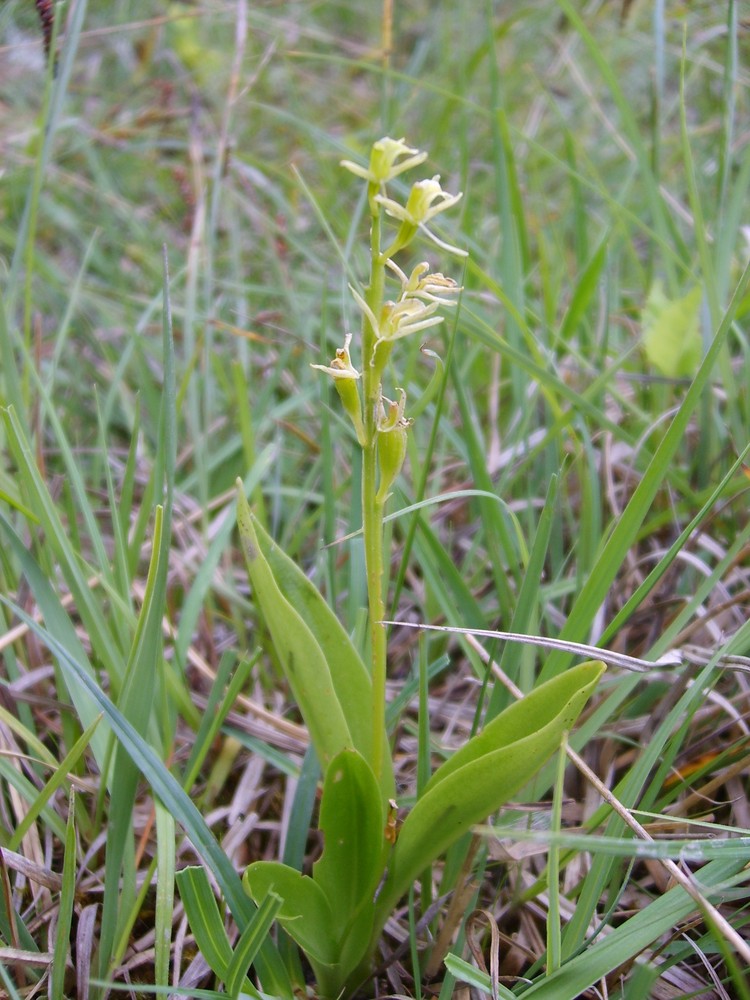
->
313;750;384;950
374;661;605;920
236;484;353;772
426;661;604;791
243;862;339;968
248;507;394;797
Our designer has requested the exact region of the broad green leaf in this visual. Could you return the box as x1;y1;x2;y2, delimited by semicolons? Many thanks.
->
641;280;702;378
338;906;376;990
240;496;393;797
426;662;604;791
374;661;605;921
236;484;354;772
243;862;338;967
313;750;384;954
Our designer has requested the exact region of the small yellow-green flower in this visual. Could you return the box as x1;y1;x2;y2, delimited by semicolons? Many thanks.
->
349;286;444;353
341;137;427;187
380;298;442;342
311;334;365;444
386;260;462;305
377;176;466;257
310;333;360;380
376;387;408;433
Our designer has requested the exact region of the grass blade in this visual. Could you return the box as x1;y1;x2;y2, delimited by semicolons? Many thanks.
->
154;804;175;988
51;789;77;1000
541;258;750;679
176;866;235;981
0;595;292;998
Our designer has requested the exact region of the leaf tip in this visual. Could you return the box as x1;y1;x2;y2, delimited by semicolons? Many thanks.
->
236;481;258;561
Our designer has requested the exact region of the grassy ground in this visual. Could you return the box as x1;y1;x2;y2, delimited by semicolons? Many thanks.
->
1;1;750;997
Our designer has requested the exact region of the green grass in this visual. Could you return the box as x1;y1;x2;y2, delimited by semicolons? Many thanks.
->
1;1;750;997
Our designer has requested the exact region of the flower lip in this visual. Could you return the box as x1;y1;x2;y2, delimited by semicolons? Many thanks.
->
310;332;361;379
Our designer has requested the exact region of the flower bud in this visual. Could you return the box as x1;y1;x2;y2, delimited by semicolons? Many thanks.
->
376;389;411;504
340;137;427;187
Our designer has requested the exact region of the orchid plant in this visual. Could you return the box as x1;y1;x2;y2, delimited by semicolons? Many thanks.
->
228;138;604;999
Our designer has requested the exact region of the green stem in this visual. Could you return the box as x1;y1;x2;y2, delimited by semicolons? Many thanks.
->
362;207;388;787
363;450;386;783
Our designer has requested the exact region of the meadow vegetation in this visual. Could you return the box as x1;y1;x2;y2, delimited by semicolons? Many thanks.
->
1;2;749;998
